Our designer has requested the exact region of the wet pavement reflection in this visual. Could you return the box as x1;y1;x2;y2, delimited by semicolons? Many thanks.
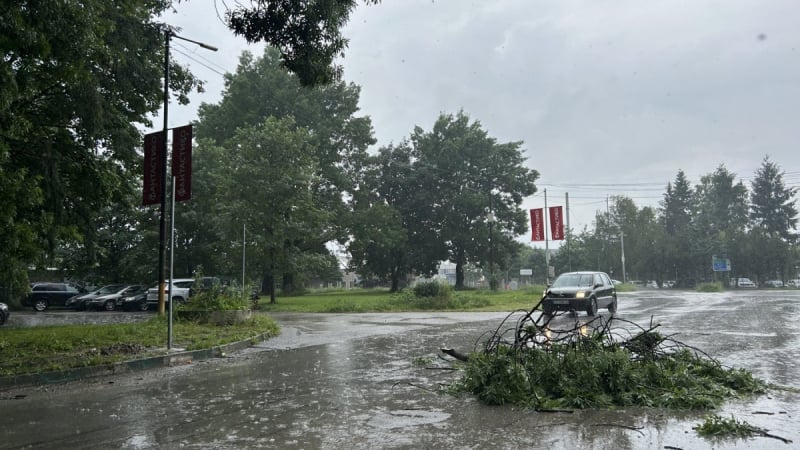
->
1;290;798;449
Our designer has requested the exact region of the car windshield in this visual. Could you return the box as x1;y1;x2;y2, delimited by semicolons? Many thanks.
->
97;284;126;294
553;274;595;288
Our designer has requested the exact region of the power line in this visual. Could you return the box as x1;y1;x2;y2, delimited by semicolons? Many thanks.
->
172;46;227;77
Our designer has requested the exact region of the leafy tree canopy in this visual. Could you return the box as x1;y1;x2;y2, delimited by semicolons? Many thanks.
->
224;0;381;86
0;0;200;290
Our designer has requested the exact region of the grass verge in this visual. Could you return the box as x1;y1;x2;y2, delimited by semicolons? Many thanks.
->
256;286;546;313
0;314;278;378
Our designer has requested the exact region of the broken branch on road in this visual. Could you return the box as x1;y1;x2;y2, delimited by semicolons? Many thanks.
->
441;302;768;412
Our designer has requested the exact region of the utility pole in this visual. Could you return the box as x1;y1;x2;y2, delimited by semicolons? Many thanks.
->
487;194;496;290
156;28;217;331
544;188;550;285
566;192;571;271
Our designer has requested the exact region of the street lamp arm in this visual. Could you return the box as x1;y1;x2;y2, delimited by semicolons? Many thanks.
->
171;33;219;52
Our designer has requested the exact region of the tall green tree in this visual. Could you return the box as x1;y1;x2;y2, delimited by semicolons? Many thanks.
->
0;1;200;292
693;165;749;279
750;156;797;241
224;0;381;86
192;48;374;293
747;156;797;281
348;142;440;291
659;170;698;285
208;117;324;303
409;111;539;289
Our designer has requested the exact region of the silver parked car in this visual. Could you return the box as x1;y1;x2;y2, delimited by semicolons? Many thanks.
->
86;284;148;311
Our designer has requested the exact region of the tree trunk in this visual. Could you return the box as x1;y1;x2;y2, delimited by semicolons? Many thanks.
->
455;248;466;289
263;273;276;304
455;261;465;289
283;272;296;295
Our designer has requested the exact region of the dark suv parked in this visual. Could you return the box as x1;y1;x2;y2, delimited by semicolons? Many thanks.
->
22;282;86;312
541;271;617;316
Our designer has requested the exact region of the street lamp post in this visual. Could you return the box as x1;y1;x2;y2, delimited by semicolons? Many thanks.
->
487;196;497;290
620;230;626;283
487;212;495;290
157;29;217;319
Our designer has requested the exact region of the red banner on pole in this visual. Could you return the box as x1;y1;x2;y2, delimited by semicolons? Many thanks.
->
172;125;193;202
530;208;544;241
549;206;564;240
142;131;164;206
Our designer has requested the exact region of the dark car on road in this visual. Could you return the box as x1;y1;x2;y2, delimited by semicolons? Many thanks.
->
66;284;128;311
541;271;617;316
0;302;8;325
22;282;86;312
86;284;147;311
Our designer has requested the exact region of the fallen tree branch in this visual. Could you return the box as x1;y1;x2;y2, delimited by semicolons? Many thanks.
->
440;347;469;362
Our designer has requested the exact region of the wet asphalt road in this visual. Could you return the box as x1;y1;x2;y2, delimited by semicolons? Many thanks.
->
1;289;798;449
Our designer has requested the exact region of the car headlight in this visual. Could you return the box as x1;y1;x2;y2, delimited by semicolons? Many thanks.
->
576;291;585;299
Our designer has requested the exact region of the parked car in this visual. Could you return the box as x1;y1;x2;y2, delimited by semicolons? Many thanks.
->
763;280;784;288
662;280;676;288
22;282;86;311
646;280;659;289
0;302;8;325
541;271;617;316
65;284;128;310
146;278;195;308
86;284;147;311
122;285;154;311
736;278;758;288
787;279;800;288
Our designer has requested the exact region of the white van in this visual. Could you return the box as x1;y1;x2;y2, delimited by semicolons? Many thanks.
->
737;278;757;288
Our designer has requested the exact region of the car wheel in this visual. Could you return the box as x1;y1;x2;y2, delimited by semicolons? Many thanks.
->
138;300;149;312
608;296;618;313
542;304;553;316
586;298;598;316
104;300;116;311
0;312;6;325
33;298;48;312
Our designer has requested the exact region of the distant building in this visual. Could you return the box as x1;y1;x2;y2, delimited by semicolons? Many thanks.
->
437;262;457;286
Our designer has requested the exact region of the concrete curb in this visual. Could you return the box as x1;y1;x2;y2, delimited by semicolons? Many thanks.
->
0;333;271;389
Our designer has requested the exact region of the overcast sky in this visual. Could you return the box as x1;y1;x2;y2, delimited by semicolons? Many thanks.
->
162;0;800;242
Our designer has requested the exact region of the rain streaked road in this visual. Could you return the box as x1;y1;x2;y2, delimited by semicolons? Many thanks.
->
1;289;798;449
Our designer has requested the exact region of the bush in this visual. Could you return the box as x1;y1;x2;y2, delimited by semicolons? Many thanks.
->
182;283;252;311
614;283;635;293
697;282;723;292
389;283;492;310
413;281;449;298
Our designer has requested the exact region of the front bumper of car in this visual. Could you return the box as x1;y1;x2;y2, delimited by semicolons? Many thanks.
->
65;297;84;309
541;290;592;311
